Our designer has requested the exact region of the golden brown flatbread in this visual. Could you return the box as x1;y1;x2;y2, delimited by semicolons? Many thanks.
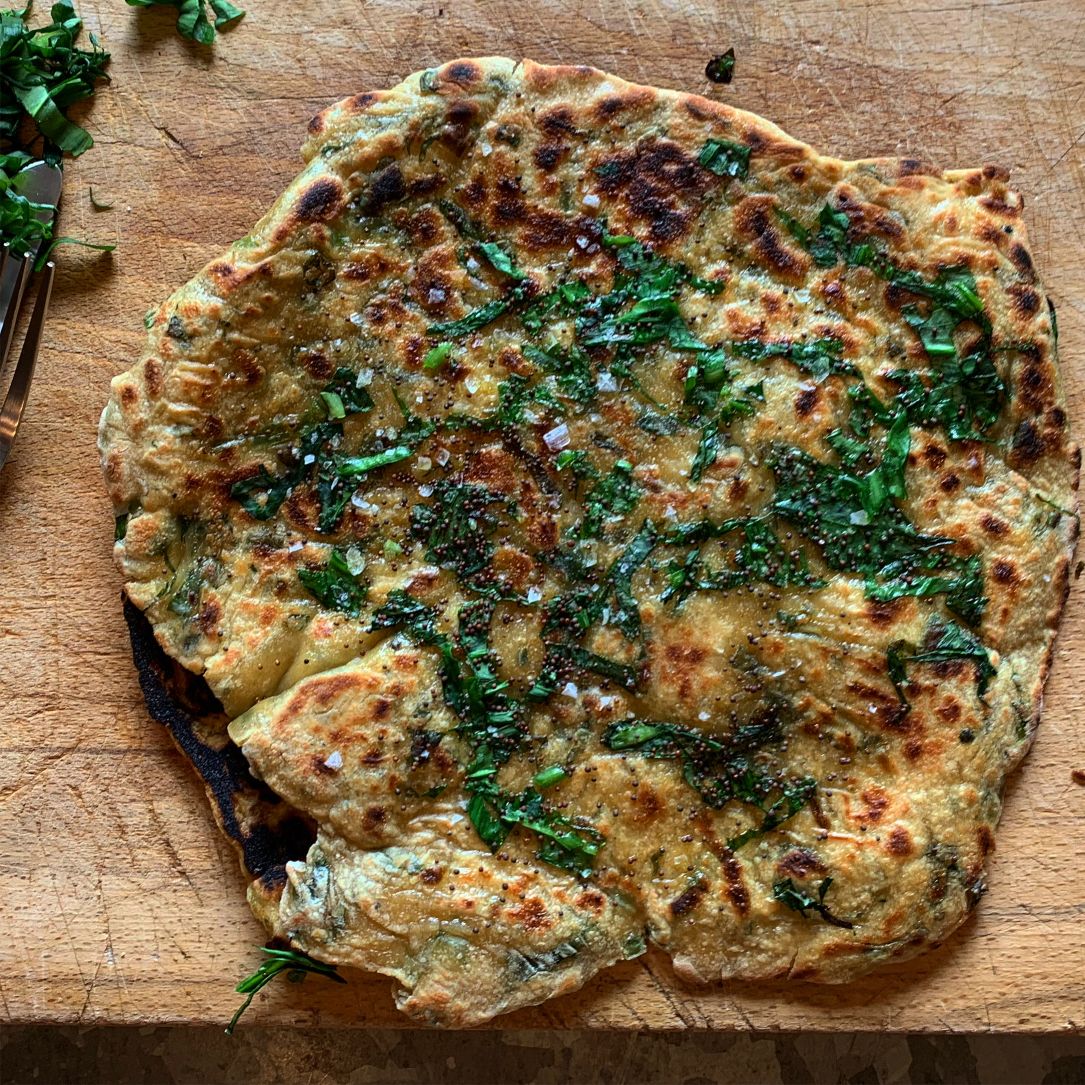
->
99;58;1078;1025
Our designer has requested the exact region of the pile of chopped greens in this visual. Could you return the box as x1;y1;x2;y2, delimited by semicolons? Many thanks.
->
0;2;112;260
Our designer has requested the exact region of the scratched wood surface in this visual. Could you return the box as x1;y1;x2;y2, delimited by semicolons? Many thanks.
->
1;0;1083;1033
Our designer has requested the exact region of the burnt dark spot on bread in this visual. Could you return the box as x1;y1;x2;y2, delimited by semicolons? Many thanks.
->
795;386;819;417
296;178;343;223
733;196;809;281
1009;419;1045;468
670;880;707;917
593;138;710;242
444;60;483;87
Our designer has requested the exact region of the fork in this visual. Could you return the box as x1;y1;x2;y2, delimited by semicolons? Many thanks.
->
0;250;56;472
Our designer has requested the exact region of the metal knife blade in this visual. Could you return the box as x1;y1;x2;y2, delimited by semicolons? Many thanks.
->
0;161;63;365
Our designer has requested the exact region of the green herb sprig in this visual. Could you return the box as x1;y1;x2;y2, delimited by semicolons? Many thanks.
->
226;947;345;1035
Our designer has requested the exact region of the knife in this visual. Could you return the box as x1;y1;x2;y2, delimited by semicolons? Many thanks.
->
0;160;63;367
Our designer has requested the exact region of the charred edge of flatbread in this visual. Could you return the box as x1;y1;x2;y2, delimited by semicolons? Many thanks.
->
123;597;315;880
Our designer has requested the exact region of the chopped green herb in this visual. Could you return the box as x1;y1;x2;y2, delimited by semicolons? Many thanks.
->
477;240;528;281
411;481;508;578
697;138;750;180
555;448;598;481
661;519;821;606
1;2;110;159
320;391;345;420
226;947;344;1035
705;48;736;84
337;445;412;476
689;418;719;483
530;642;639;700
231;464;294;520
523;343;596;404
429;297;511;338
773;877;853;929
437;197;484;239
423;341;453;371
578;460;640;538
731;336;857;383
321;367;373;415
532;764;568;790
370;589;439;642
636;410;680;436
889;618;996;700
126;0;245;47
298;547;367;615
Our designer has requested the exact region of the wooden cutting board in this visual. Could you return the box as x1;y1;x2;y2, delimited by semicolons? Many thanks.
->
2;0;1083;1033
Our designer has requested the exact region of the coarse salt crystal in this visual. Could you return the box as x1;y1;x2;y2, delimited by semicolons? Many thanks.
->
582;193;600;208
357;368;374;386
596;370;618;392
543;423;570;451
575;235;590;249
850;510;870;526
427;287;447;304
562;682;579;699
698;710;710;721
416;456;432;471
287;540;304;553
464;377;479;395
324;751;343;770
348;312;366;327
351;494;377;511
435;448;451;466
480;141;493;156
418;483;434;497
303;453;316;466
526;586;542;603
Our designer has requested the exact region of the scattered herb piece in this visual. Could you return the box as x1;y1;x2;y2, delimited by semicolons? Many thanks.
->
697;138;750;180
337;445;411;476
578;460;640;538
226;947;344;1035
477;239;528;281
705;48;736;84
532;764;568;790
888;618;996;702
523;343;596;404
298;547;367;615
773;877;853;928
423;341;453;371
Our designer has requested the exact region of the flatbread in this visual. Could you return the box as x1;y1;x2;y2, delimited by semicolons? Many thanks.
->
99;58;1078;1026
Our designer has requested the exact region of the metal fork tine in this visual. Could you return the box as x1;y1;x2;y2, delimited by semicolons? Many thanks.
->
0;261;56;472
0;243;34;367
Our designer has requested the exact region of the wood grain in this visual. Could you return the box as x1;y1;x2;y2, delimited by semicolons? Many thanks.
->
1;0;1083;1033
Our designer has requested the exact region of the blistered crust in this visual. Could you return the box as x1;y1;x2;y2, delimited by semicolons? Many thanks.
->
100;58;1077;1024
